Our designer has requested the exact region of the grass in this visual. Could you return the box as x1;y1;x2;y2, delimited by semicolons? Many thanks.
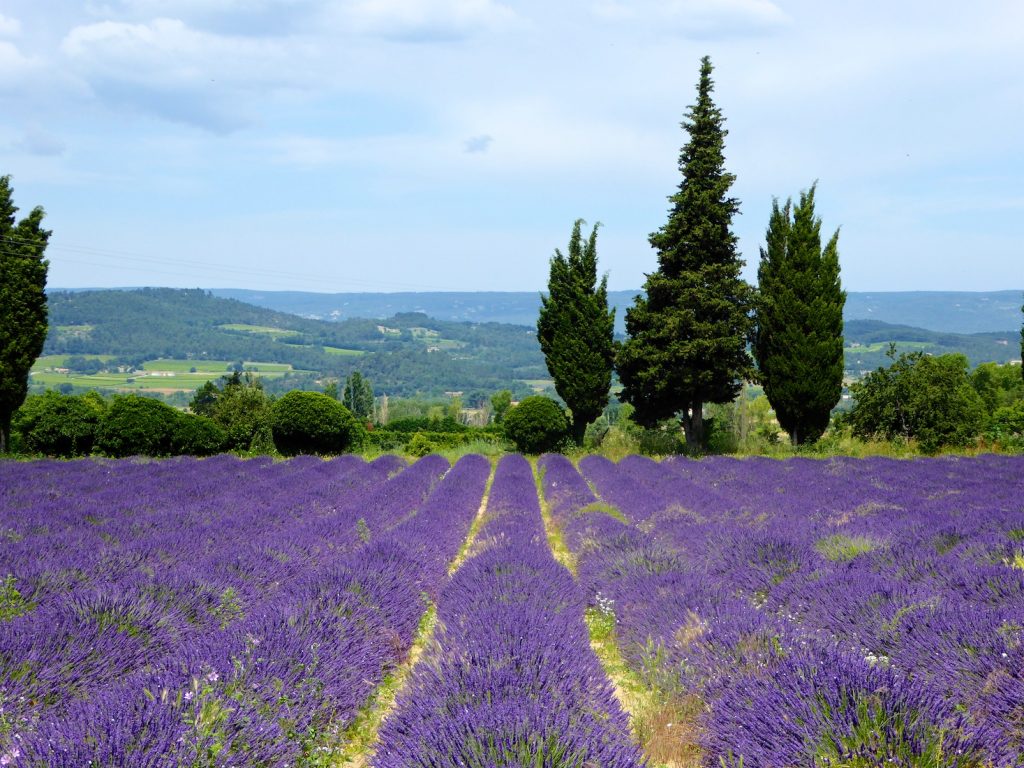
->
29;359;303;394
815;534;883;562
0;575;34;621
323;346;366;356
334;459;496;766
846;341;932;354
219;323;301;337
586;611;704;768
448;458;497;574
334;604;437;767
142;358;293;373
575;500;629;524
533;460;702;767
32;353;115;368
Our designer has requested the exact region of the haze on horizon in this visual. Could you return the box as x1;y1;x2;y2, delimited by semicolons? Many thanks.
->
1;1;1021;295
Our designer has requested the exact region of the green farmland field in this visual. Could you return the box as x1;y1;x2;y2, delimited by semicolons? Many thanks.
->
30;358;306;394
219;324;301;338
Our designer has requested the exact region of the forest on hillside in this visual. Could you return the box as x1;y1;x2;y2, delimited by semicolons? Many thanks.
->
43;289;547;399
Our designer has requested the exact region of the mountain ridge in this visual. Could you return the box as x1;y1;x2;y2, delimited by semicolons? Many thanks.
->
202;289;1024;336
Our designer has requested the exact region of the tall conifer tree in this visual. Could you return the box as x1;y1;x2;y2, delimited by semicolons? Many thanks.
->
616;56;753;450
754;182;844;445
537;219;615;445
0;175;51;453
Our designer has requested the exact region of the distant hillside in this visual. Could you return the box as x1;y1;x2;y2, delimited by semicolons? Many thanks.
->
844;291;1023;334
42;289;547;399
211;289;1023;335
843;319;1020;371
35;290;1020;405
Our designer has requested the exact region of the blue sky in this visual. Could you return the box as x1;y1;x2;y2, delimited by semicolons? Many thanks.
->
1;0;1021;293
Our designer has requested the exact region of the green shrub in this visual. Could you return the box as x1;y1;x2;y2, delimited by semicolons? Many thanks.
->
503;396;568;454
987;400;1024;449
362;430;407;451
271;391;363;456
171;413;226;457
96;394;181;457
846;351;987;454
385;416;468;433
364;428;506;453
405;433;436;457
13;390;106;457
990;400;1024;434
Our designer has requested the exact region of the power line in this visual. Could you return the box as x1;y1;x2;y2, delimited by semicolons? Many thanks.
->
0;235;467;292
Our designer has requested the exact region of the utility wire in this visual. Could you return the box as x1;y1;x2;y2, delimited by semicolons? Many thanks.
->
0;235;465;292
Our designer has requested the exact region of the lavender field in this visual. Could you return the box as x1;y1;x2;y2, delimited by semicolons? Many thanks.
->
2;452;1023;767
542;453;1024;767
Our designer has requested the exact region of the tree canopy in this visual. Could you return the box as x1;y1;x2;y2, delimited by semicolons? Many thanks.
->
616;56;753;450
845;349;987;453
537;219;615;445
0;176;51;452
754;183;845;445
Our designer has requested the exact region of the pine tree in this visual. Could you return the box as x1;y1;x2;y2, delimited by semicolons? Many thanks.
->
537;219;615;445
753;183;845;445
616;56;753;450
0;176;51;453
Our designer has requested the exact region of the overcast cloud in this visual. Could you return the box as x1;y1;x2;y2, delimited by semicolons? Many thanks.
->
0;0;1020;293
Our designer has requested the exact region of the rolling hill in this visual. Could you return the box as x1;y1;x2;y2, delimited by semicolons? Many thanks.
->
211;288;1024;336
36;289;1021;405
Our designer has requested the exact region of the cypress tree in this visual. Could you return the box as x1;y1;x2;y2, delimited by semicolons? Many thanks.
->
537;219;615;445
0;176;51;453
616;56;753;450
343;371;374;420
754;182;844;445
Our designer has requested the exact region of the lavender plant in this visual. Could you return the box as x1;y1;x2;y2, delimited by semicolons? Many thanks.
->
542;453;1024;767
0;452;489;766
373;454;644;767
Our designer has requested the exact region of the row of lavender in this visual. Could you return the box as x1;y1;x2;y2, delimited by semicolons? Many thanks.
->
373;453;643;767
0;453;489;766
541;453;1024;767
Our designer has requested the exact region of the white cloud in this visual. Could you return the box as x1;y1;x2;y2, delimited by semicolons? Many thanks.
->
594;0;788;37
0;41;37;87
341;0;517;42
0;13;22;37
62;18;287;81
60;18;310;131
84;0;322;36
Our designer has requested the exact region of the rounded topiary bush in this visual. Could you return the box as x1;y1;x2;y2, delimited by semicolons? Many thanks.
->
14;391;106;457
96;394;181;457
271;390;363;456
503;395;568;454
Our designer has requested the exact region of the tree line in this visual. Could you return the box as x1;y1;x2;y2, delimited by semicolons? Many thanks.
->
4;57;1023;457
536;56;1024;453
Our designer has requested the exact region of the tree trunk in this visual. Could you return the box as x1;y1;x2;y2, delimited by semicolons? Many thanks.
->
570;416;588;447
681;400;704;451
0;413;10;454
